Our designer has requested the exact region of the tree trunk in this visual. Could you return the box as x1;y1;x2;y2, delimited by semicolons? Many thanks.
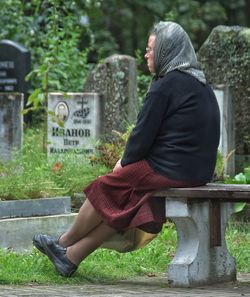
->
245;0;250;26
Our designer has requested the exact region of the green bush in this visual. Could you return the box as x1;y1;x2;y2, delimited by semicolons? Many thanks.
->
0;126;109;200
0;0;91;125
90;125;134;169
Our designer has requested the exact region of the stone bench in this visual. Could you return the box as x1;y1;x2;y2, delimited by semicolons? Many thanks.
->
153;183;250;288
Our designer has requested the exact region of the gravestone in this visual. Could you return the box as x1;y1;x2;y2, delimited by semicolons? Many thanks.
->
0;40;30;106
47;92;100;156
213;85;235;176
198;25;250;172
83;54;138;138
0;93;23;161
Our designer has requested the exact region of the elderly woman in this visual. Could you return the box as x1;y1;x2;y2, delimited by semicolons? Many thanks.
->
33;21;220;277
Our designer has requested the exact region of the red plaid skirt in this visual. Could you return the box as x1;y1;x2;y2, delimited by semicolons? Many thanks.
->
84;160;201;233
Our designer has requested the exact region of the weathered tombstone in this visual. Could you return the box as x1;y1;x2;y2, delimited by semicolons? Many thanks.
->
0;93;23;161
213;85;235;176
0;40;31;107
198;26;250;172
83;54;138;138
47;92;100;156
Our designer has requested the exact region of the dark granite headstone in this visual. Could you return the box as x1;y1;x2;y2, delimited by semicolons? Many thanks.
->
0;39;31;105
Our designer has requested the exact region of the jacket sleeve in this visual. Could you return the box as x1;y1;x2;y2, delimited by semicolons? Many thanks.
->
121;89;168;167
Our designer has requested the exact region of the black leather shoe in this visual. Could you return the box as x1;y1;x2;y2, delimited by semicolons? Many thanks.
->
33;234;77;277
33;234;58;255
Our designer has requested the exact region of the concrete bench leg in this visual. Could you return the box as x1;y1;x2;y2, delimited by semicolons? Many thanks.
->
165;199;236;287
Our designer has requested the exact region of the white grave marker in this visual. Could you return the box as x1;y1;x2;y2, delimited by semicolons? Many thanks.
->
48;92;100;156
213;85;235;176
0;93;23;161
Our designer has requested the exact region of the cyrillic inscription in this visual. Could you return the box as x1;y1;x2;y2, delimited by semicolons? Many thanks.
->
47;93;100;157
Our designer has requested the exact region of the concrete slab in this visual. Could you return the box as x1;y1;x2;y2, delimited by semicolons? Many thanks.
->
0;213;77;252
0;196;71;219
0;274;249;296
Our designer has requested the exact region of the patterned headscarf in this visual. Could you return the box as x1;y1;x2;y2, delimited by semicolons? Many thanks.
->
151;21;206;84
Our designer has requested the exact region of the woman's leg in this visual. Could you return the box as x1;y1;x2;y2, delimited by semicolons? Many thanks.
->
59;199;103;247
66;222;117;265
33;201;117;277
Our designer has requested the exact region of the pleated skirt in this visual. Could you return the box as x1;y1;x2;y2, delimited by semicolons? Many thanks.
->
84;160;201;233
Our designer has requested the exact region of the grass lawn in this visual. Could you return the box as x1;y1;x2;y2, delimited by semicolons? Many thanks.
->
0;221;249;285
0;126;249;285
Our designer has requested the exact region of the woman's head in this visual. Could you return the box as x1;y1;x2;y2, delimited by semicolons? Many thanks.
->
144;34;156;74
145;21;206;84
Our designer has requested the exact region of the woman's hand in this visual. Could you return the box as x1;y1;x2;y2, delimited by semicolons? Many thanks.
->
113;159;122;171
